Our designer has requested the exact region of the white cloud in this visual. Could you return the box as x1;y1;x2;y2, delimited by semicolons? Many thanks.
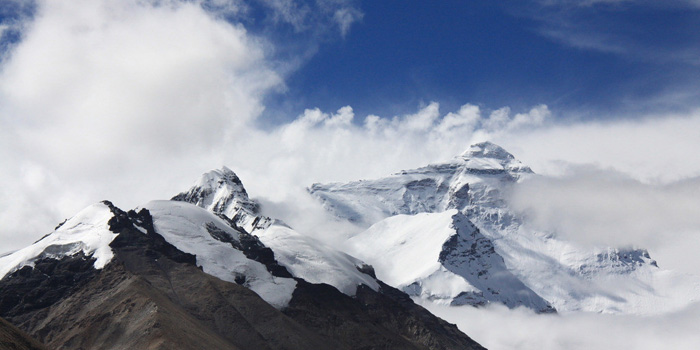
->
491;112;700;274
1;1;697;348
507;169;700;273
259;0;309;30
510;169;700;247
492;111;700;182
481;104;550;133
256;0;363;36
0;0;280;251
421;301;700;350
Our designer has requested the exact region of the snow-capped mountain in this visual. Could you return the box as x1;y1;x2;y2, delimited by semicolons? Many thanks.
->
310;141;700;314
0;171;484;349
171;167;380;297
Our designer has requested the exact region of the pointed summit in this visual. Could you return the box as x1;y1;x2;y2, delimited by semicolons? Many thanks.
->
172;167;271;232
460;141;515;160
173;166;256;213
457;141;533;175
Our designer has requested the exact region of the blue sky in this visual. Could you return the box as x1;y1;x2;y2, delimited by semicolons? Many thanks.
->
2;0;699;123
246;0;700;124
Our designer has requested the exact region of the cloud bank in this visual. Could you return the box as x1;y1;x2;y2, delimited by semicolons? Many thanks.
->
420;302;700;350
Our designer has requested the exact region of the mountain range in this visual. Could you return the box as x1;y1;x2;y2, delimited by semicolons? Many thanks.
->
309;142;700;315
1;141;698;349
0;167;484;349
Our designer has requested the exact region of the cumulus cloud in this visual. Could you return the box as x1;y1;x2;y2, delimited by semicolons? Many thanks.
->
225;103;551;206
0;0;280;252
1;1;698;348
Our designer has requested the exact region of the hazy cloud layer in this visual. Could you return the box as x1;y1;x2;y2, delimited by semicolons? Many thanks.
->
421;302;700;350
510;169;700;247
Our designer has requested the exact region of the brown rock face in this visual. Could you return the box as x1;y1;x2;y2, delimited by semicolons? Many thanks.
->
0;316;47;350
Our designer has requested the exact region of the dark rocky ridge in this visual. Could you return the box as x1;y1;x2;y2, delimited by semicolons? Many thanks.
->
0;253;98;323
285;280;484;350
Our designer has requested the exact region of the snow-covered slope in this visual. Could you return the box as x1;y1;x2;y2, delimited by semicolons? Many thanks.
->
310;141;700;314
171;167;380;297
258;225;379;295
347;210;553;312
142;200;296;308
0;202;119;279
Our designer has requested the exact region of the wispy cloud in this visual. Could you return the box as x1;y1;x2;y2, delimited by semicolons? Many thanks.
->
333;6;363;37
507;0;700;66
253;0;362;36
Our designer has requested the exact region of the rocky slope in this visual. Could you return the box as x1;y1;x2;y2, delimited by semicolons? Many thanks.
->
0;316;46;350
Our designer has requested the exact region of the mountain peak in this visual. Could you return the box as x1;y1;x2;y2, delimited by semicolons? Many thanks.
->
173;166;256;214
193;166;246;192
455;141;532;175
172;167;271;232
459;141;514;161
